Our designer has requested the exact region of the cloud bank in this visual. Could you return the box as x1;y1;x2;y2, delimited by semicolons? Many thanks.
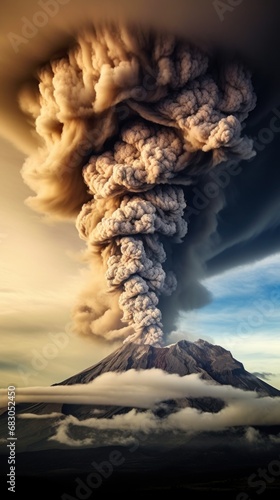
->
4;369;280;436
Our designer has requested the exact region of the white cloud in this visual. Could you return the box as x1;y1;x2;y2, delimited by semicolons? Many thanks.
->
0;369;266;408
48;395;280;447
244;426;262;443
18;412;63;419
49;420;136;448
269;433;280;444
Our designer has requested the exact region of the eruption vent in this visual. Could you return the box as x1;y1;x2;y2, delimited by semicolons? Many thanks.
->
19;24;256;345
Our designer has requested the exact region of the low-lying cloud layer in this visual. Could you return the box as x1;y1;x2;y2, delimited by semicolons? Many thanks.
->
5;368;279;445
2;368;267;407
45;402;280;448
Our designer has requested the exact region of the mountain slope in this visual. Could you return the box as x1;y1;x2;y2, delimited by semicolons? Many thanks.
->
57;339;279;394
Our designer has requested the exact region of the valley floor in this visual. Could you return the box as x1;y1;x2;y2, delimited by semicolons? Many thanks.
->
1;432;280;499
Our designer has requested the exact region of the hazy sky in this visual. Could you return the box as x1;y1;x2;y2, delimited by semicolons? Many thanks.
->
0;137;117;388
1;0;280;392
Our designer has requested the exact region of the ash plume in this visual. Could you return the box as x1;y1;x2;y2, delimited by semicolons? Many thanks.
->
19;24;256;345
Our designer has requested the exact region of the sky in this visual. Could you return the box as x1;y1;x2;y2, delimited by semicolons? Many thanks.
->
0;0;280;396
175;254;280;389
0;137;117;388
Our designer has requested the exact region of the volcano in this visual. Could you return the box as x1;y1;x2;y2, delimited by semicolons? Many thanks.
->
1;339;280;498
15;339;280;420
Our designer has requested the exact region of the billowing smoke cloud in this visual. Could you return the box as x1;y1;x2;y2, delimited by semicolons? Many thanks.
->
18;24;256;345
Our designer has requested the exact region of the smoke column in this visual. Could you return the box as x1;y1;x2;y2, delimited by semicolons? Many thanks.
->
19;23;256;345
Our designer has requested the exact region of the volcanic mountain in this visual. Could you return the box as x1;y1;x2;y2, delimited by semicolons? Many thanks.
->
1;338;280;496
16;339;280;420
